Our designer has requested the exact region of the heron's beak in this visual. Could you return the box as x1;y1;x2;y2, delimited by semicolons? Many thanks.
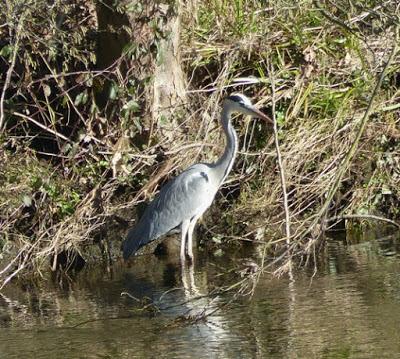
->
248;106;273;125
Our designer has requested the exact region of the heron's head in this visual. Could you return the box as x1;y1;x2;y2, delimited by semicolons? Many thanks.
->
224;93;272;123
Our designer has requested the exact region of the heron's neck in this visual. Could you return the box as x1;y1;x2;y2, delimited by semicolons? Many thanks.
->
214;106;238;184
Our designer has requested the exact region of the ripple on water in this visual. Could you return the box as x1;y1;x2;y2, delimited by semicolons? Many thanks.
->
0;234;400;358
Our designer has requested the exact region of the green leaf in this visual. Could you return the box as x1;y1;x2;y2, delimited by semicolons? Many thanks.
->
0;45;13;57
212;236;222;244
109;82;118;100
276;111;285;126
43;84;51;97
22;195;32;207
122;99;140;112
126;2;143;13
133;117;142;132
159;115;168;126
213;249;224;257
74;91;88;106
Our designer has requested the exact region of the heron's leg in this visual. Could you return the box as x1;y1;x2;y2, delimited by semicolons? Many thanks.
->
180;219;190;263
186;215;200;261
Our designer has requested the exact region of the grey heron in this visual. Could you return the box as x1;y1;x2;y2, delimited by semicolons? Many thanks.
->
122;94;271;263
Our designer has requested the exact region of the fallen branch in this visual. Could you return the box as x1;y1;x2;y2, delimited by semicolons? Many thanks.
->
326;214;400;229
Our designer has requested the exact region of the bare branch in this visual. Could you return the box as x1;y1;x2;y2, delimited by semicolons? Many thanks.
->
0;14;25;132
12;112;72;143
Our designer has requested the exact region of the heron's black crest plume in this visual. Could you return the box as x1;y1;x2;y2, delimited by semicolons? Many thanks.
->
227;94;246;103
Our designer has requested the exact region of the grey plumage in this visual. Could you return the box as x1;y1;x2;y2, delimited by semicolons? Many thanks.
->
122;94;271;262
123;164;217;258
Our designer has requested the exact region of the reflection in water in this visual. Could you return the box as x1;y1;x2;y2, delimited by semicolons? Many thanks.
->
181;264;200;298
0;231;400;358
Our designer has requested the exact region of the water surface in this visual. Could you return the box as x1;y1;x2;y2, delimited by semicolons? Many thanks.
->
1;231;400;358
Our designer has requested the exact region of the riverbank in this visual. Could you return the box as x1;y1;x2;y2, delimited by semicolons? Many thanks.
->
0;1;399;285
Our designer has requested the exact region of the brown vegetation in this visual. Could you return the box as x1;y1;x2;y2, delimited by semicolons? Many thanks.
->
0;0;399;287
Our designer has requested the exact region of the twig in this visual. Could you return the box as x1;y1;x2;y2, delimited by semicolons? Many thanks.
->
120;291;141;302
268;60;293;280
12;112;72;143
312;1;375;66
0;14;25;132
39;54;88;128
70;315;135;329
313;1;358;35
165;142;216;155
347;3;386;24
0;241;37;291
0;244;29;277
326;214;400;229
27;69;113;87
268;65;291;241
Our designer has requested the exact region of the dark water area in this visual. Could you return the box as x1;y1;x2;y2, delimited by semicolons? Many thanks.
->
1;230;400;358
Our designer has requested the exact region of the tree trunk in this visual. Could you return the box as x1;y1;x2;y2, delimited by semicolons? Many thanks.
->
152;1;186;140
95;0;186;140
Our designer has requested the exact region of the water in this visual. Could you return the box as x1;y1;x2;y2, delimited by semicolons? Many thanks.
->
1;231;400;358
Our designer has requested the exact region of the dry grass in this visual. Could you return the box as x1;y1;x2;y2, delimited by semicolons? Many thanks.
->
0;0;399;286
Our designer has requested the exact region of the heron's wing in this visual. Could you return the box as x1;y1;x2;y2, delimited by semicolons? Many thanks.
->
146;164;216;237
123;164;216;258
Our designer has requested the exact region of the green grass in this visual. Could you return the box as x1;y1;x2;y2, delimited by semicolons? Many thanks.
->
0;0;399;281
